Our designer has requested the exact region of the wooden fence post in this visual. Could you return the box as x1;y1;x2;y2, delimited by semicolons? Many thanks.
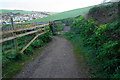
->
49;21;55;35
10;17;18;52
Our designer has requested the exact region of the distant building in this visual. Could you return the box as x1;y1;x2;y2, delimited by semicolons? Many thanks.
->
1;11;49;24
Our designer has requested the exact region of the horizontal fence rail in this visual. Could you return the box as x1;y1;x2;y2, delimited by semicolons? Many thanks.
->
1;24;49;35
0;24;49;43
20;31;49;53
1;22;50;54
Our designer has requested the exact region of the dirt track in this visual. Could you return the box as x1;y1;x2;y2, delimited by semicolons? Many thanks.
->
15;26;89;78
15;36;89;78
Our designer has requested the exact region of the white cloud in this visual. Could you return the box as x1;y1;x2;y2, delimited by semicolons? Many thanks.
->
0;0;104;12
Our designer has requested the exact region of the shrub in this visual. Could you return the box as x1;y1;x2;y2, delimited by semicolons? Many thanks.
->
38;32;52;43
31;39;44;48
2;56;10;68
89;6;99;14
24;46;33;55
5;52;24;61
54;23;64;31
70;16;120;78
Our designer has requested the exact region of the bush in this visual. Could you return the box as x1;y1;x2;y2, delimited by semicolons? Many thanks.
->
5;52;24;61
24;46;33;55
38;32;52;43
31;39;44;48
24;32;52;55
71;16;96;37
54;23;64;31
89;6;99;14
70;16;120;78
2;31;52;78
2;56;10;68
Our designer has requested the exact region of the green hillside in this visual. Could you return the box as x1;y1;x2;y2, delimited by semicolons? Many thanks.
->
30;6;93;22
1;9;34;14
0;9;55;14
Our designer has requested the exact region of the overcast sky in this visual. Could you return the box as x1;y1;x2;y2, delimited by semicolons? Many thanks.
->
0;0;110;12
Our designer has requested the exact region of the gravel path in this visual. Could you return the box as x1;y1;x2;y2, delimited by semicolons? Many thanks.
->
15;36;89;78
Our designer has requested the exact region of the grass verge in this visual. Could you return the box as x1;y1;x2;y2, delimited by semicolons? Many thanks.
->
2;42;50;78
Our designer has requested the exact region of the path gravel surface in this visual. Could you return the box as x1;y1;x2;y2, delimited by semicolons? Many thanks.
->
15;26;89;78
15;36;89;78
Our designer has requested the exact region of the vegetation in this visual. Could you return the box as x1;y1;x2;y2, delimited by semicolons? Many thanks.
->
1;9;56;15
54;21;65;32
54;23;64;32
64;15;120;78
2;1;120;79
30;6;93;22
89;2;118;15
1;9;35;14
87;2;120;24
2;31;52;78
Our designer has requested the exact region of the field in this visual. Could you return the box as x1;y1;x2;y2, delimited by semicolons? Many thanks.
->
1;9;56;15
1;9;35;14
30;6;93;22
1;5;93;23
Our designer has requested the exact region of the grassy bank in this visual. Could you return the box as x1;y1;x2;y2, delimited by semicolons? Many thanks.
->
2;32;52;78
3;45;47;78
69;15;120;78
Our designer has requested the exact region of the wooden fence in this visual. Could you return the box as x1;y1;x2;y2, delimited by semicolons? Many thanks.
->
1;24;48;35
1;23;50;53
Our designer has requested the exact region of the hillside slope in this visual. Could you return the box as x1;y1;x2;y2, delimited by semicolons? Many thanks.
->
1;9;34;14
87;2;120;24
30;6;93;22
69;1;120;78
1;9;55;15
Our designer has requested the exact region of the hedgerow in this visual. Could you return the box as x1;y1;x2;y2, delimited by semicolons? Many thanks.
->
70;16;120;78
